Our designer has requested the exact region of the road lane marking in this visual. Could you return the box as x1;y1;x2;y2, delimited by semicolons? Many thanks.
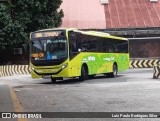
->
9;86;28;121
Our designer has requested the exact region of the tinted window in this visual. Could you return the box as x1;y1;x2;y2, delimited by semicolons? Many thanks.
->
68;31;128;55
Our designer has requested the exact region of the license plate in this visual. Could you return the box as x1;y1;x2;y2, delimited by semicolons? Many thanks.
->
43;75;51;78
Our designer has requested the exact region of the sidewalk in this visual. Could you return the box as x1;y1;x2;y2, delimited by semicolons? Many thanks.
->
0;84;26;121
0;84;15;112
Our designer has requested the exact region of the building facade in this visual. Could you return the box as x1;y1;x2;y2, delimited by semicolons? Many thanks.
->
60;0;160;59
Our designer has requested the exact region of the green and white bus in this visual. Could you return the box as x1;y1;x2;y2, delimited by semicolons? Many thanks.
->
29;28;129;83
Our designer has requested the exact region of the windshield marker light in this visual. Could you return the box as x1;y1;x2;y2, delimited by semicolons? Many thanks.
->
62;63;68;70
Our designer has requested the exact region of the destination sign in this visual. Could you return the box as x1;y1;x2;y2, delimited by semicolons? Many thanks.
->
32;31;64;38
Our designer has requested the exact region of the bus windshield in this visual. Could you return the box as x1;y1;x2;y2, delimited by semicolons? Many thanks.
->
31;32;67;61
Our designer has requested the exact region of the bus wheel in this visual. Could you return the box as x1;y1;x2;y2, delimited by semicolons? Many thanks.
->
109;64;117;78
51;77;57;83
79;66;88;81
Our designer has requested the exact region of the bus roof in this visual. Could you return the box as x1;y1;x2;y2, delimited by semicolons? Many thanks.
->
33;28;77;33
32;28;128;41
73;30;128;41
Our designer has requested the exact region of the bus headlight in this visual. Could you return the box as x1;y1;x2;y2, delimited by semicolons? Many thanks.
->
62;63;68;70
31;67;35;70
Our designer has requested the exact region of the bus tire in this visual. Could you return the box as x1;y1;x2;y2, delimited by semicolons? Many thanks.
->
109;64;117;78
51;77;57;84
79;65;88;81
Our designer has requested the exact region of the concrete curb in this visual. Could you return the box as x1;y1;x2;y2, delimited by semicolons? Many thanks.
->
153;65;160;79
0;84;27;121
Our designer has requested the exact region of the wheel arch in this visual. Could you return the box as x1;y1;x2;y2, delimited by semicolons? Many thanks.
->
81;63;88;73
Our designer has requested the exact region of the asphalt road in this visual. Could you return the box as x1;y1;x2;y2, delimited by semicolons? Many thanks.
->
1;68;160;121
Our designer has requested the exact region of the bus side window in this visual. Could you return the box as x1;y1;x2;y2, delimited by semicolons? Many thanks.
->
99;39;108;53
108;42;115;53
68;32;77;52
118;42;128;53
70;40;77;52
69;31;80;59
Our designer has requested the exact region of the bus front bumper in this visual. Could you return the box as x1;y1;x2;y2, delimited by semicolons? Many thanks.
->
30;65;71;79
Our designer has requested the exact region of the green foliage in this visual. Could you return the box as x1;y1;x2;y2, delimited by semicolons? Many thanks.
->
0;0;64;49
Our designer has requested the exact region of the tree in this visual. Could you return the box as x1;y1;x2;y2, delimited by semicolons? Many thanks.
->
0;0;63;49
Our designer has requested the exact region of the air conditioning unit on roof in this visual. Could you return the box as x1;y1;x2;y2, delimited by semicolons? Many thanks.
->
150;0;158;2
100;0;109;5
